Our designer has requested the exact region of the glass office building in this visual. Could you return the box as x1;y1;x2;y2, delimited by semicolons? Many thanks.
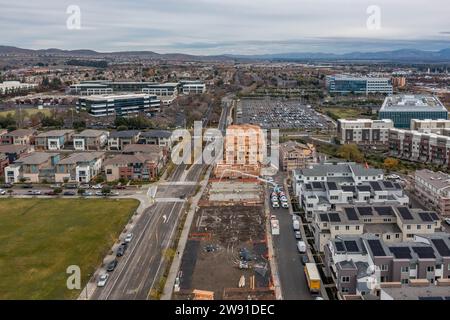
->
326;75;393;94
379;95;448;129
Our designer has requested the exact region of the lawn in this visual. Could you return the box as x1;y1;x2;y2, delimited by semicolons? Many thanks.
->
0;198;139;300
320;107;374;120
0;108;52;118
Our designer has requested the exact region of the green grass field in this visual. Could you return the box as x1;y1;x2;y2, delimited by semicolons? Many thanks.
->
0;198;139;300
0;108;52;118
322;107;370;120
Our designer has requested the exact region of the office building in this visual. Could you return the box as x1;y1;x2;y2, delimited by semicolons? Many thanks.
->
69;80;156;95
142;83;179;105
379;95;448;128
76;94;161;117
180;80;206;94
326;75;393;95
0;81;37;95
337;119;393;146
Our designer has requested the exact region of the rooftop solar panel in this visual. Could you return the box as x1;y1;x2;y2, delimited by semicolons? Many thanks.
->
335;241;345;251
319;213;329;222
382;181;394;188
357;185;371;192
312;182;322;189
374;206;394;216
412;247;435;259
429;212;439;221
344;207;359;221
398;207;413;220
341;186;356;192
389;247;412;259
327;182;338;190
367;239;386;256
418;212;433;222
393;183;402;189
344;240;359;252
431;239;450;257
357;207;373;216
328;213;341;222
369;181;382;191
305;184;312;190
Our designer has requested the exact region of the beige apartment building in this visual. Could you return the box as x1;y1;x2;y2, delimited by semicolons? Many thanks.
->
415;169;450;216
337;119;393;146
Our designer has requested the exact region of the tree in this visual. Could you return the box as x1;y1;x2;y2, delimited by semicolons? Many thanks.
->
383;157;399;172
53;188;63;194
101;185;111;195
336;144;364;162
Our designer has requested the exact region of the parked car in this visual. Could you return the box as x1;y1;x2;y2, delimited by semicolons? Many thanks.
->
272;202;280;208
114;185;126;190
116;244;127;257
82;191;93;197
50;184;61;188
1;183;13;189
301;254;309;265
79;184;90;189
45;191;57;196
106;259;118;272
28;190;41;195
63;191;76;196
95;191;104;196
295;231;302;239
22;184;33;189
92;184;103;189
297;241;307;253
0;189;6;195
280;195;288;201
445;218;450;226
65;184;78;189
271;196;279;202
281;202;289;209
124;233;133;243
97;273;109;287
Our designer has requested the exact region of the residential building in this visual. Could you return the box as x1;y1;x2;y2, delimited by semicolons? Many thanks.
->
4;152;60;183
34;130;75;151
337;119;393;146
1;129;37;145
379;95;448;128
103;153;163;182
391;76;406;88
410;119;450;133
313;205;440;252
214;124;265;179
326;75;393;95
108;130;140;151
55;152;104;183
138;130;173;148
0;81;37;95
76;94;161;117
0;144;34;164
279;141;316;172
388;129;450;165
415;169;450;216
73;129;109;151
323;233;450;298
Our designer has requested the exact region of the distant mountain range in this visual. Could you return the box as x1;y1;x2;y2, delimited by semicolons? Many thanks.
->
0;45;450;62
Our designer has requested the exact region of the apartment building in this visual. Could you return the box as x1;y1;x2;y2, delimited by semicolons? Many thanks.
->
388;129;450;165
138;130;173;148
76;94;161;117
410;119;450;133
0;144;33;164
108;130;140;151
337;119;393;146
323;233;450;298
379;95;448;128
313;205;441;252
55;152;104;183
300;179;409;220
326;75;393;95
214;124;265;179
4;152;60;183
279;141;316;172
415;169;450;216
1;129;37;145
104;153;163;182
34;130;75;151
73;129;109;151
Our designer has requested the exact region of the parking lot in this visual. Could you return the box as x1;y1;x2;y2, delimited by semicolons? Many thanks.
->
236;98;331;130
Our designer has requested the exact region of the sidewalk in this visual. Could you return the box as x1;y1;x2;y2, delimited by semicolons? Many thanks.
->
160;166;212;300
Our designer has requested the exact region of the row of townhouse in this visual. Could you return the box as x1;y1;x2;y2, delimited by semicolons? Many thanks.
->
0;129;173;151
323;233;450;299
4;144;167;184
414;169;450;217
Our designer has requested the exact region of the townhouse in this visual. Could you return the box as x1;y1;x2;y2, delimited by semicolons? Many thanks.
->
414;169;450;216
313;205;441;252
4;152;60;183
108;130;140;151
54;152;104;183
34;130;75;151
323;233;450;298
337;119;393;147
73;129;109;151
1;129;37;145
138;130;173;149
279;141;316;172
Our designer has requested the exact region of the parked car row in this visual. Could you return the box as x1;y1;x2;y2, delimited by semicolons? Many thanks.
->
97;233;133;287
270;185;288;209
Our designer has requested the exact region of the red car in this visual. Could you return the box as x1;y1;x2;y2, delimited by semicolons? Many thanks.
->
45;191;57;196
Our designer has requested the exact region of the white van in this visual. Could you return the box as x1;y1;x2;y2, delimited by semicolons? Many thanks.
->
297;241;306;253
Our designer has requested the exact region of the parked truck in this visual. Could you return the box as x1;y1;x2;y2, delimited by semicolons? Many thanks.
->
304;263;321;294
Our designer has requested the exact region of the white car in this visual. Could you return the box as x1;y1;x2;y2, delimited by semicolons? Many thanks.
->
445;218;450;226
124;233;133;243
295;231;302;239
92;184;103;189
271;196;279;202
82;191;93;197
272;202;280;208
280;196;288;202
281;202;289;208
97;273;109;287
0;189;6;195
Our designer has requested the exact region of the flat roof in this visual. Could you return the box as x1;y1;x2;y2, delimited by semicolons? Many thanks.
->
380;94;447;112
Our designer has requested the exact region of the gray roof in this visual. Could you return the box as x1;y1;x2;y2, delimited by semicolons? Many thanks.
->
380;94;447;113
17;152;54;164
37;130;74;138
110;130;140;138
298;163;382;177
58;152;104;165
74;129;108;138
140;130;172;139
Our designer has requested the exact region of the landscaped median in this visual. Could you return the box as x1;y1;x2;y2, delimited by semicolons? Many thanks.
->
0;198;139;299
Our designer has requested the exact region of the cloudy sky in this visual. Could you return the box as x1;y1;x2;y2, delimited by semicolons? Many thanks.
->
0;0;449;55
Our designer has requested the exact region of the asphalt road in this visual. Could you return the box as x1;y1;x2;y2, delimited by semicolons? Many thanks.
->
268;174;312;300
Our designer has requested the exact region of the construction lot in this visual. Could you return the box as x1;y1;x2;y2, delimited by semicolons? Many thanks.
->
236;98;330;130
173;181;275;300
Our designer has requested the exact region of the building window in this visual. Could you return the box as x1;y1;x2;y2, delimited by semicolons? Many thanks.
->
436;264;442;270
386;235;391;240
335;226;339;231
341;276;350;283
417;225;421;230
395;234;400;239
381;264;389;271
401;279;409;284
427;266;434;273
345;226;350;231
401;266;409;273
356;226;360;231
341;288;349;293
106;169;112;174
427;225;432;230
448;264;450;271
407;225;411;230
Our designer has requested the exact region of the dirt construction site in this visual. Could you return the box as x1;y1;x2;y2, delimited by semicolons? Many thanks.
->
173;180;275;300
